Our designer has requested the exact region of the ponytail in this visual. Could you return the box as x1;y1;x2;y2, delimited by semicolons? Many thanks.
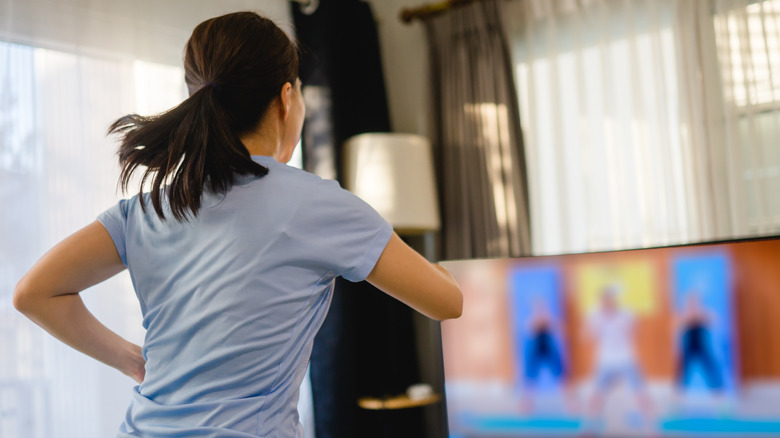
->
108;11;298;222
108;85;268;221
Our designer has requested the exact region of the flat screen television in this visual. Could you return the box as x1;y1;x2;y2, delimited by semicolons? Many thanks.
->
440;236;780;437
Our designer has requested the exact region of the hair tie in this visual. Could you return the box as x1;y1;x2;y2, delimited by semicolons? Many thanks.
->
204;81;221;92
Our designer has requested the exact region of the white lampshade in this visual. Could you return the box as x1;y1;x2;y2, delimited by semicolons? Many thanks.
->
343;133;440;234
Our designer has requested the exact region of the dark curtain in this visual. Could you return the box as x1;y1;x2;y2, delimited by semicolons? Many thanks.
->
293;0;391;180
423;0;532;259
292;1;424;437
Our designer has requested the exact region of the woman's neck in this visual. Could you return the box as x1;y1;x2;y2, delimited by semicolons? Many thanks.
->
241;131;280;157
239;105;291;163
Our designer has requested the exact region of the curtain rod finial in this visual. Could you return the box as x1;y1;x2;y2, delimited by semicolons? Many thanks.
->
400;8;415;24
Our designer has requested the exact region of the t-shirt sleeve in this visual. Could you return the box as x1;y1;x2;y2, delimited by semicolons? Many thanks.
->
293;179;393;282
97;199;129;266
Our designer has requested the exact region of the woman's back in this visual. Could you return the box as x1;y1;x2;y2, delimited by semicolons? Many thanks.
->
102;156;392;436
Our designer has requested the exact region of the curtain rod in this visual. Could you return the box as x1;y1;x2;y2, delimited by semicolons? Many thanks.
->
399;0;491;24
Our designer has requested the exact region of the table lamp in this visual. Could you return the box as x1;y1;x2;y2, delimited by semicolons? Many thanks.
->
343;133;440;235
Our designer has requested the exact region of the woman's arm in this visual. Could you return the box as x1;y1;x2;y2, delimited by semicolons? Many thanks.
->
13;221;145;383
365;233;463;321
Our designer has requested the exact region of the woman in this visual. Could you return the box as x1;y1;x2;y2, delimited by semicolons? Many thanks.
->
675;292;723;392
524;297;565;385
584;286;653;436
12;12;462;437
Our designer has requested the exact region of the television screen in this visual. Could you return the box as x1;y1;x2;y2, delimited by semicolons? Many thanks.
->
440;237;780;437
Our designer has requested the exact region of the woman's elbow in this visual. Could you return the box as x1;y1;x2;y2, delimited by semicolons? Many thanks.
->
12;276;36;314
448;290;464;319
432;289;463;321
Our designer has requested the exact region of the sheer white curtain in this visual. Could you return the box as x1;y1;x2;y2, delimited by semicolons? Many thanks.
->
0;2;317;438
506;0;780;256
711;0;780;236
1;39;186;438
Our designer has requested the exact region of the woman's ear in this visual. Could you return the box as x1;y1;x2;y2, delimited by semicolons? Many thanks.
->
279;82;293;121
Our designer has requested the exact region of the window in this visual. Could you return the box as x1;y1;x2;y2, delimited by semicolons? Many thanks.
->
508;0;688;255
0;41;186;438
714;0;780;232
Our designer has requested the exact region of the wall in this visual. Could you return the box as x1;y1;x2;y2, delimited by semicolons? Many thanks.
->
365;0;430;138
0;0;291;66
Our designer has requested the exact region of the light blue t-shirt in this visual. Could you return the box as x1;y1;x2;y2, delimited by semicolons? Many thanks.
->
98;155;393;438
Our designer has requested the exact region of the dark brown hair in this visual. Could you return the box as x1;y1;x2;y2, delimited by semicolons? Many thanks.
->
108;12;299;221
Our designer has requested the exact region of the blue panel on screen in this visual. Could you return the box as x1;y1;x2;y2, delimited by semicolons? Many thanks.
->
508;265;567;393
671;251;736;394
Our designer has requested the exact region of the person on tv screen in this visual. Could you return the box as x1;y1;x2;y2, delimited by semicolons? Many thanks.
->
676;292;724;394
524;297;566;387
520;296;569;412
585;285;654;433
